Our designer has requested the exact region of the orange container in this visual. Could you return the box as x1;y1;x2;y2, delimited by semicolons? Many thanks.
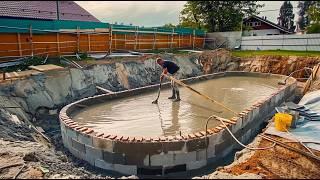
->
274;113;293;132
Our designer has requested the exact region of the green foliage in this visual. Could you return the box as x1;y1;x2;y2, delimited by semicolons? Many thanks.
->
162;23;177;29
278;1;295;31
306;3;320;34
179;1;264;32
297;1;318;30
232;50;320;57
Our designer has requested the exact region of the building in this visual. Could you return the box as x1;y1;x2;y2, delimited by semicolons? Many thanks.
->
242;15;293;36
0;1;100;22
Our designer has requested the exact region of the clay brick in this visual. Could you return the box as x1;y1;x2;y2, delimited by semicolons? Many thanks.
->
84;129;94;134
195;132;202;138
135;137;143;142
75;126;83;131
103;134;110;138
175;135;183;140
109;135;117;140
167;136;174;141
80;127;88;132
160;136;167;141
144;137;151;142
212;128;220;133
121;136;129;141
188;134;196;139
216;126;223;130
128;136;135;142
69;124;79;129
181;135;189;140
115;136;123;141
151;137;160;142
199;131;207;136
206;129;214;135
96;133;104;137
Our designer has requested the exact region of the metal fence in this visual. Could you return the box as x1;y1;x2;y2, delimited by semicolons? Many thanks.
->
241;33;320;51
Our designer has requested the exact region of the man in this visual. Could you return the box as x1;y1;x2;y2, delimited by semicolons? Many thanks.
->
156;57;181;102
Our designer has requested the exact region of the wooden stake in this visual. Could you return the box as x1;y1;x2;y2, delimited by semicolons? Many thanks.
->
124;34;126;49
88;34;91;52
29;25;33;56
56;33;60;55
109;25;112;54
77;26;80;53
193;29;195;50
17;33;22;56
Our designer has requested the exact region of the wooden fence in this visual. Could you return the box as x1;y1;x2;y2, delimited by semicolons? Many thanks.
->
0;27;205;60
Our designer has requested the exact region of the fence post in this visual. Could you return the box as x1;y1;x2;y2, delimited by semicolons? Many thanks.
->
124;34;126;49
17;33;22;56
189;33;192;48
109;25;112;54
134;26;137;50
29;25;33;57
77;26;80;53
88;33;91;52
56;33;60;55
192;29;195;50
170;28;174;49
153;28;156;50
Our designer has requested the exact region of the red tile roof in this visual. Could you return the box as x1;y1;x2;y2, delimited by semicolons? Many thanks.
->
0;1;100;22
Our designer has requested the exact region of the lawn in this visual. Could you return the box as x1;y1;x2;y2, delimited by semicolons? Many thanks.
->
231;50;320;57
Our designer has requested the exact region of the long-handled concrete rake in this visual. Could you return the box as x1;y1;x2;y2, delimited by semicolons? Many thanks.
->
163;74;238;115
152;78;162;104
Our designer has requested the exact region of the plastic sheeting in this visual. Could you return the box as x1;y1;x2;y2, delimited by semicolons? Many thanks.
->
265;90;320;151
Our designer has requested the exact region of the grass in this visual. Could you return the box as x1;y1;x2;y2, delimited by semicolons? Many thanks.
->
231;50;320;57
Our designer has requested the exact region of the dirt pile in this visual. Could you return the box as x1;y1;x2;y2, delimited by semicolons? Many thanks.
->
240;55;320;79
197;48;241;74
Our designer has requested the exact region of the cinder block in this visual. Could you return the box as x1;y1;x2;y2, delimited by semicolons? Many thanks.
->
71;138;86;154
85;145;103;166
150;153;174;166
173;151;196;165
196;149;207;161
208;132;223;147
66;127;78;140
95;159;114;171
102;151;125;164
92;136;114;152
78;133;93;146
186;160;207;170
114;164;137;175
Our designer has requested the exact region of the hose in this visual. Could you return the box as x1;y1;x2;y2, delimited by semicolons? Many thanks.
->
206;114;276;150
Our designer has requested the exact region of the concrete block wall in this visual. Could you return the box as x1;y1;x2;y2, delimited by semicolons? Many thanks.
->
59;72;297;176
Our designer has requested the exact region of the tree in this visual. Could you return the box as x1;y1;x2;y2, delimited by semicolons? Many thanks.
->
277;1;295;31
179;1;264;32
306;2;320;34
179;2;205;30
162;23;177;29
297;1;317;30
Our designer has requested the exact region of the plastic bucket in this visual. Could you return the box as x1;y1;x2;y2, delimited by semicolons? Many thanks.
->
274;113;293;132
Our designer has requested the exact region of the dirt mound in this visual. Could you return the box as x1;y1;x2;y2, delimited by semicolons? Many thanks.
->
197;48;240;74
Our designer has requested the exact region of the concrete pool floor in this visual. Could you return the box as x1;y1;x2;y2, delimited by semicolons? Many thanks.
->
73;76;281;137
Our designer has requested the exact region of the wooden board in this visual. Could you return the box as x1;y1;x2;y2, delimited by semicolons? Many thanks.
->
29;64;64;72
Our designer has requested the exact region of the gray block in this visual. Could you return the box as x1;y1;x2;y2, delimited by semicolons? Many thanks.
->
78;133;93;146
114;164;137;175
95;159;114;171
150;153;174;166
186;160;207;170
85;145;103;166
92;136;114;152
66;127;78;140
71;138;86;154
173;151;196;165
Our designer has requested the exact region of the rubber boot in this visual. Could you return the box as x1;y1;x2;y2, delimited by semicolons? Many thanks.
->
168;88;176;99
173;91;181;102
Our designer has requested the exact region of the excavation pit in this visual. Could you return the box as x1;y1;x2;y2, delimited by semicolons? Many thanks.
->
59;71;297;176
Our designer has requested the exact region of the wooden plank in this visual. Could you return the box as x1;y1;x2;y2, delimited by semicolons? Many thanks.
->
29;64;64;72
303;63;320;94
57;33;60;54
88;34;91;52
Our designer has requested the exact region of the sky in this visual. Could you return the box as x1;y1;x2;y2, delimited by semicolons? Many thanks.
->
75;1;300;27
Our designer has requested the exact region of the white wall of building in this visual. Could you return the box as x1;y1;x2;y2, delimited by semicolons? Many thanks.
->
243;29;281;36
206;31;242;49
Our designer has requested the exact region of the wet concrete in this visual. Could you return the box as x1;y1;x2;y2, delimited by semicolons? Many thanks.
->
73;76;281;137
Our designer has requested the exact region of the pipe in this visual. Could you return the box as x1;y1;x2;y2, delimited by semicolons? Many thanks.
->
278;67;313;85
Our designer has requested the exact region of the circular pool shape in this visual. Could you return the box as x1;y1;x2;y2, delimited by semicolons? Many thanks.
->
59;71;297;176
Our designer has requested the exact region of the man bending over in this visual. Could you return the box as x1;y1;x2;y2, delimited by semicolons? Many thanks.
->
156;57;181;102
